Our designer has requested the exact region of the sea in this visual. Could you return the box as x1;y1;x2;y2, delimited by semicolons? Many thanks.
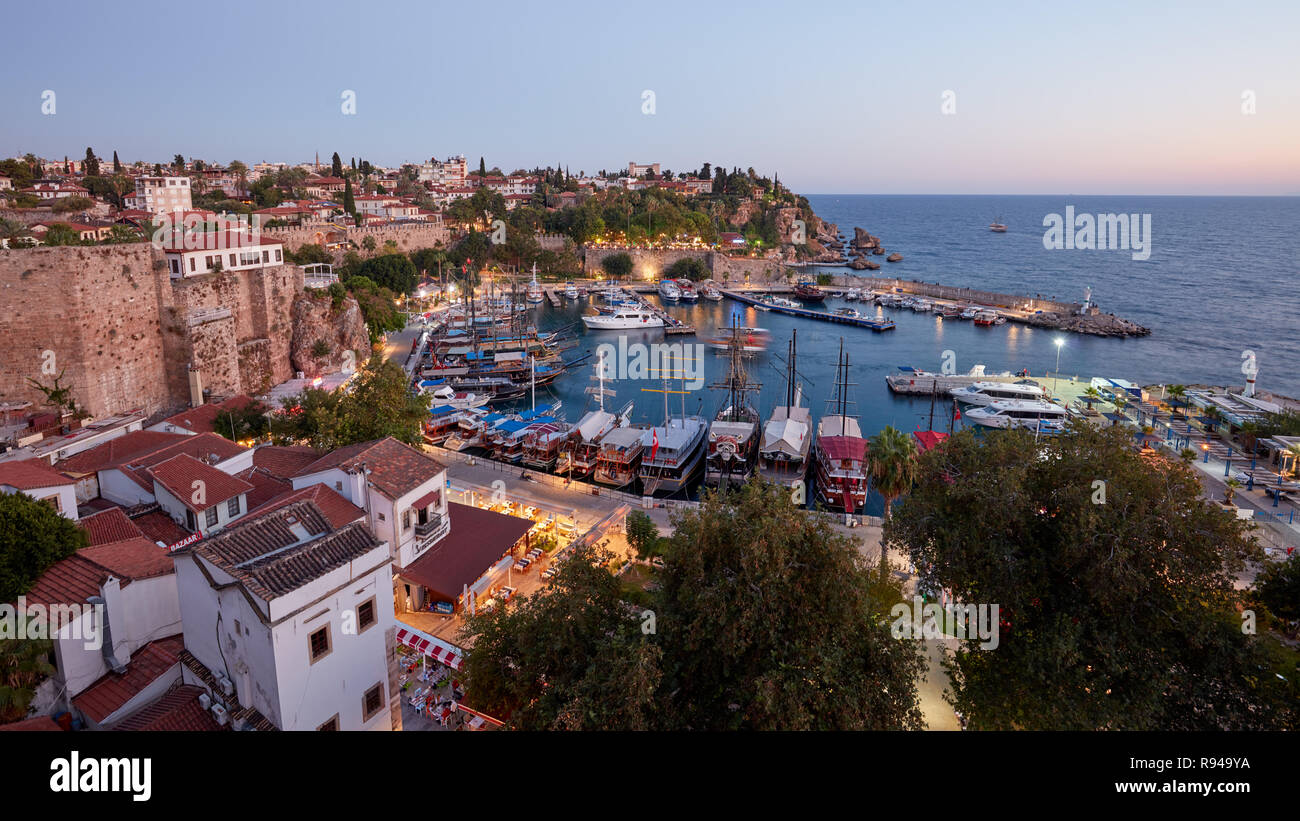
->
504;195;1299;510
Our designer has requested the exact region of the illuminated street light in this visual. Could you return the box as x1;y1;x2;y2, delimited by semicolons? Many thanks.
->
1053;337;1065;394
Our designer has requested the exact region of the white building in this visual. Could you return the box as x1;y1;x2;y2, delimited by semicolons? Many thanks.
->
172;493;400;730
127;176;193;215
159;230;285;278
628;162;660;178
0;459;78;518
290;437;450;571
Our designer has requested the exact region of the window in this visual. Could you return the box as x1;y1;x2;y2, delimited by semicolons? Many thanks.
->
42;495;61;513
377;512;385;521
317;715;339;731
275;249;282;262
362;683;384;722
228;253;235;267
334;481;343;492
186;510;195;530
402;509;411;531
205;507;218;528
262;250;270;263
227;496;240;517
189;257;195;272
308;625;331;664
356;597;377;633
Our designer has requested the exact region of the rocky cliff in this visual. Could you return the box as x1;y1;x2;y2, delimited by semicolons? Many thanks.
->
290;292;371;377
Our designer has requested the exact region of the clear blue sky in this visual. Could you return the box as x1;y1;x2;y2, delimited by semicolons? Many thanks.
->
4;0;1297;194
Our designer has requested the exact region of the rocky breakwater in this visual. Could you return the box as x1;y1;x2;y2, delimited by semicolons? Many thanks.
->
290;290;371;377
1023;310;1151;338
847;227;894;269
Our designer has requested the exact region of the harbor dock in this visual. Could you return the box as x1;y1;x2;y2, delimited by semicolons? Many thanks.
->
720;289;896;331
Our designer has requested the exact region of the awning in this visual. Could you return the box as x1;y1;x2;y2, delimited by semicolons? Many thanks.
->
394;627;463;670
411;489;441;510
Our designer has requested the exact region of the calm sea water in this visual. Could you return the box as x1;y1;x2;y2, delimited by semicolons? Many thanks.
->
503;196;1298;509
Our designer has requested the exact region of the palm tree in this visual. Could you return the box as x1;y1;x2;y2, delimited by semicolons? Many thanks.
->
0;638;55;723
1224;477;1243;506
1167;384;1187;419
1082;386;1103;416
868;426;919;573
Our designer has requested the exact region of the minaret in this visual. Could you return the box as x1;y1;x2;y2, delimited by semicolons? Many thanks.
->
315;151;320;172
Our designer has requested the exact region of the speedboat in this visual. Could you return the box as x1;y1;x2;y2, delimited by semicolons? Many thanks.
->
701;281;724;301
834;307;862;320
582;308;665;330
564;283;579;299
973;311;999;326
960;306;981;320
951;381;1047;406
420;383;490;410
676;279;699;301
964;399;1070;431
658;279;681;301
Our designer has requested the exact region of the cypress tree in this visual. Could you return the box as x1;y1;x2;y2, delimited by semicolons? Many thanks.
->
112;151;121;174
343;176;355;214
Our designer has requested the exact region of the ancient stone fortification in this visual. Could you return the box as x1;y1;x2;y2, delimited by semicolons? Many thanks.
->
264;222;450;254
582;248;788;284
0;243;366;419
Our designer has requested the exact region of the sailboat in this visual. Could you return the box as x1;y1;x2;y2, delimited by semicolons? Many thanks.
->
757;330;813;490
813;339;869;514
526;262;544;304
638;348;708;495
556;348;634;479
704;327;762;489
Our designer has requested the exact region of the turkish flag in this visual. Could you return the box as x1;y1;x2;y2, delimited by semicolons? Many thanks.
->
650;429;659;463
954;408;962;420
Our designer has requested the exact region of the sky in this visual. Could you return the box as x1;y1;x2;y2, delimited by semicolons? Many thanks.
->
3;0;1298;195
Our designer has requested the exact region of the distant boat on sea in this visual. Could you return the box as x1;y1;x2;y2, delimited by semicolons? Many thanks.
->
989;217;1008;233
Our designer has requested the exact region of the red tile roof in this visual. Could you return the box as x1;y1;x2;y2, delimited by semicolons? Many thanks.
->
22;554;104;613
131;511;192;547
912;430;950;452
0;459;73;490
79;538;175;581
74;635;184;723
182;503;382;600
398;502;532;603
234;467;291;510
246;483;365;530
294;437;445;500
147;453;255;512
114;684;223;731
251;445;320;480
81;508;145;546
158;396;257;435
0;716;64;731
55;431;190;475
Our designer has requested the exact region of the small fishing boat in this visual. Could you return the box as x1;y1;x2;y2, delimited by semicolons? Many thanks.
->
792;281;825;302
990;217;1008;233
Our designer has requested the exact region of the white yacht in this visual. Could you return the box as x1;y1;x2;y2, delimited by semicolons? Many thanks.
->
951;381;1047;407
701;281;723;301
421;384;490;410
564;283;579;299
658;279;681;301
960;306;982;320
582;307;665;330
964;399;1070;431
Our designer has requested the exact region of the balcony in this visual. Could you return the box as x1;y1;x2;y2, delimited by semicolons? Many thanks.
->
413;514;448;553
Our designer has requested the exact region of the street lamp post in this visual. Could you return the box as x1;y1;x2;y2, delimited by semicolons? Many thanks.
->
1053;337;1065;394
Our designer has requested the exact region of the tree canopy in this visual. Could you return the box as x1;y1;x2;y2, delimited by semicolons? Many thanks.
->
0;492;88;603
886;423;1296;730
269;355;428;450
462;479;925;730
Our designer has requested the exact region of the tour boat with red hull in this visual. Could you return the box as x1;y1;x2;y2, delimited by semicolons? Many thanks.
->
792;280;826;302
813;341;869;514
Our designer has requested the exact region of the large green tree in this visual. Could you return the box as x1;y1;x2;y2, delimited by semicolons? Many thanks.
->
352;253;417;295
599;252;633;280
462;480;925;730
0;492;89;603
886;423;1296;730
270;356;427;449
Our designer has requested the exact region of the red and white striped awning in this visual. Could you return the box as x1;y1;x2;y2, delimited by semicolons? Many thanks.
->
395;627;463;670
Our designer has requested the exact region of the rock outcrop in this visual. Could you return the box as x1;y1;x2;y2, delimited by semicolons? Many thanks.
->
290;292;371;377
